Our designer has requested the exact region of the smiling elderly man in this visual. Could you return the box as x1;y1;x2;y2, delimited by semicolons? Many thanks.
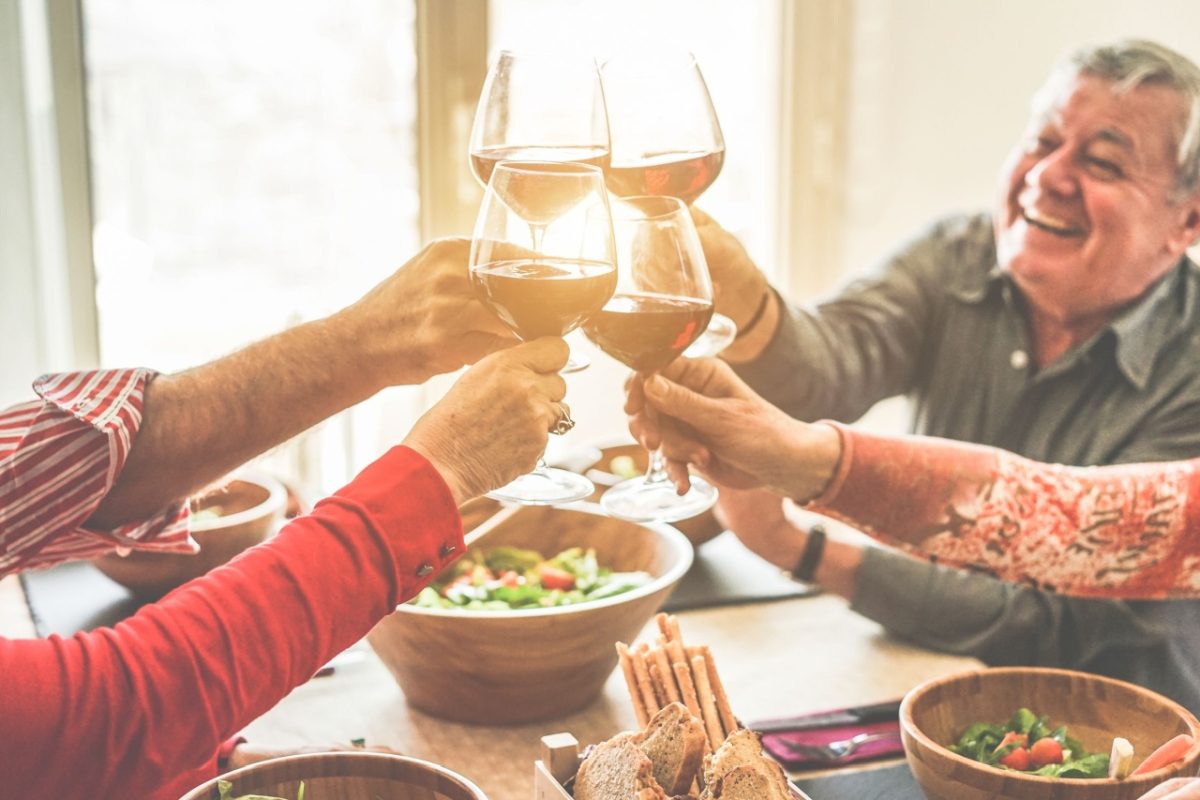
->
692;39;1200;713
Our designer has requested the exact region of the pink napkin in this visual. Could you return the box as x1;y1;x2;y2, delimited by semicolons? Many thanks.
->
761;719;904;769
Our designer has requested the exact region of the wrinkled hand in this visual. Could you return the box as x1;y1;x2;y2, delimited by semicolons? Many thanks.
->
715;486;806;572
1139;779;1200;800
337;237;518;387
627;357;841;501
689;207;770;328
404;338;568;504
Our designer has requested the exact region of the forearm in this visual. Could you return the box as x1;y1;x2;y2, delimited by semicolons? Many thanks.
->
90;311;380;527
1;445;462;799
810;425;1200;599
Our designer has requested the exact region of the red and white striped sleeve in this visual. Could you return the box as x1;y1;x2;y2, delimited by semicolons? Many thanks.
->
0;369;193;579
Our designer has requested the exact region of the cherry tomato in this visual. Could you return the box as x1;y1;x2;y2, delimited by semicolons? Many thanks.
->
538;564;576;591
1000;746;1031;771
1029;737;1064;768
499;570;522;588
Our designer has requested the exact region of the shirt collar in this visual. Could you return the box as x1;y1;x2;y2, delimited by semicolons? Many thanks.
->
1107;257;1197;390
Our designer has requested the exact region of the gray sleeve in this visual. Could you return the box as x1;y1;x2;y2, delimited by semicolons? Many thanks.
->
851;547;1171;666
731;223;951;422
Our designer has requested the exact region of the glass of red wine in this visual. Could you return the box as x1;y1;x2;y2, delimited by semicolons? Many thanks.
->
470;50;611;370
600;50;734;360
582;195;718;522
470;160;617;505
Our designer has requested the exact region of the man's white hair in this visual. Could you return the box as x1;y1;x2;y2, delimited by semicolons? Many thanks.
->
1043;39;1200;200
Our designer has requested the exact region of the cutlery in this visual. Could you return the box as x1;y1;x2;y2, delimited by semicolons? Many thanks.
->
747;698;902;734
779;730;902;760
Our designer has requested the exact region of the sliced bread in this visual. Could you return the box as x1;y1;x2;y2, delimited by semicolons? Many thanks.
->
701;728;792;800
574;732;669;800
639;702;708;795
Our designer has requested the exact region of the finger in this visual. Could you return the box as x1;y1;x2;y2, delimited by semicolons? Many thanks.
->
1139;780;1200;800
643;372;730;432
657;357;740;398
665;458;692;495
688;205;713;227
510;337;570;373
624;372;646;415
532;371;568;403
627;412;660;452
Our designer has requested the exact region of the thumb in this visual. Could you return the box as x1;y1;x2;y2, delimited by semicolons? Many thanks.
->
643;373;727;430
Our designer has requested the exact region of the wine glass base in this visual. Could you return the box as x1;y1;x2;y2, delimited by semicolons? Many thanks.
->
486;467;595;506
600;474;718;523
561;353;590;373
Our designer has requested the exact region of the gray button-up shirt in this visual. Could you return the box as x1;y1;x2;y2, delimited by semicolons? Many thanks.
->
736;212;1200;714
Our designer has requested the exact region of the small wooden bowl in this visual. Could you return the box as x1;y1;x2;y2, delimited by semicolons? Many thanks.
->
901;666;1200;800
178;751;487;799
579;441;724;546
94;470;286;599
367;503;693;725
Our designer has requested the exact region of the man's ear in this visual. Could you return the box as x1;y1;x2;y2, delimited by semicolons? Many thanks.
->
1170;194;1200;251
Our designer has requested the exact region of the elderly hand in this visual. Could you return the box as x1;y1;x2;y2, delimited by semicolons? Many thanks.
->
404;338;568;504
336;237;518;387
689;207;771;332
1138;779;1200;800
629;357;841;501
715;486;806;571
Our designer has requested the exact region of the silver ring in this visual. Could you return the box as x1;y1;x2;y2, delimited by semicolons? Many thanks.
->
550;404;575;436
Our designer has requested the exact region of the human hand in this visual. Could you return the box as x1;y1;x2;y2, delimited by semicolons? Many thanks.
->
1138;779;1200;800
336;237;518;388
403;338;569;504
688;207;770;331
715;487;806;572
628;357;841;501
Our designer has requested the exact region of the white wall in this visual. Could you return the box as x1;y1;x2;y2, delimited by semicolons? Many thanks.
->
838;0;1200;282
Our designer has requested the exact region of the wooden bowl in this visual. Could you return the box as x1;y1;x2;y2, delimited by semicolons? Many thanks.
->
94;470;286;599
901;667;1200;800
577;441;724;546
367;502;693;725
179;751;487;799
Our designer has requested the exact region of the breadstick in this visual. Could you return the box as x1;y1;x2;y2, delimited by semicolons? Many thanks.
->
648;661;668;707
655;612;672;640
700;645;738;735
616;643;649;727
673;659;704;724
651;642;682;703
691;653;725;750
631;643;660;716
665;636;689;669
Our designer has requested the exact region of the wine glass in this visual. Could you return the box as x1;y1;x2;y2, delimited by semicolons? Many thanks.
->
582;195;718;522
600;50;734;360
470;49;611;370
470;160;616;505
469;49;610;195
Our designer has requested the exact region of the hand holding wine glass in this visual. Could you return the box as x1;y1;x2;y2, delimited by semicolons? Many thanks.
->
582;195;718;522
469;160;616;505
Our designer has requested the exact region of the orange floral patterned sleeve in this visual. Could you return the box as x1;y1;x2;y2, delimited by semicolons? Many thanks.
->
807;422;1200;599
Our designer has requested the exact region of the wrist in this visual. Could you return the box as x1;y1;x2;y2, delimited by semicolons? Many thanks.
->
326;303;405;393
722;287;780;364
784;421;843;503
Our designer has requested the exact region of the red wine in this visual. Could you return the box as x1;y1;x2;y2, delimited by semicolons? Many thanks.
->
605;149;725;204
583;293;714;371
470;145;611;186
472;258;616;340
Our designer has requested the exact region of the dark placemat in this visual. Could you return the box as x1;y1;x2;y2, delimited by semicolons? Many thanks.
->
790;760;922;800
661;531;820;612
20;560;144;637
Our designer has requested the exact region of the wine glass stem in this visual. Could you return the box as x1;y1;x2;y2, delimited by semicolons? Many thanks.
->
532;455;550;475
644;448;673;485
529;222;547;252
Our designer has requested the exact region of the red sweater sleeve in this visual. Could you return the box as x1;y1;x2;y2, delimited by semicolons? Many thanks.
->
808;423;1200;599
0;444;463;800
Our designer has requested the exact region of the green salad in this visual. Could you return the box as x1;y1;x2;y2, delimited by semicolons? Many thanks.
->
410;546;652;611
217;780;304;800
950;707;1109;778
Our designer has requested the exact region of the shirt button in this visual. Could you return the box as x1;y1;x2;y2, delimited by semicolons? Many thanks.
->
439;543;457;558
1010;350;1029;370
415;563;434;577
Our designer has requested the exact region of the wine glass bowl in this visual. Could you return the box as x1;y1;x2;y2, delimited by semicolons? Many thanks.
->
600;51;725;204
583;195;718;523
470;160;616;505
469;50;610;187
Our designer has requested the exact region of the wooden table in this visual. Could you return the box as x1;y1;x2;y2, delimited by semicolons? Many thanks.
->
233;594;980;800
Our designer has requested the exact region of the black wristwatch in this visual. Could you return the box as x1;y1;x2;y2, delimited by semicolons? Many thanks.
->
789;524;827;583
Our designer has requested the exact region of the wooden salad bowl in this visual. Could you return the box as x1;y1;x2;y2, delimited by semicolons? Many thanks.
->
901;667;1200;800
94;470;286;599
179;751;487;799
367;502;693;725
